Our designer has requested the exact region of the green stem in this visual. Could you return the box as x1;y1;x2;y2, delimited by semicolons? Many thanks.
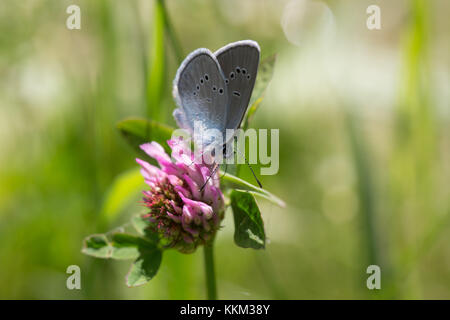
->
147;0;166;120
220;171;286;208
159;0;184;63
203;243;217;300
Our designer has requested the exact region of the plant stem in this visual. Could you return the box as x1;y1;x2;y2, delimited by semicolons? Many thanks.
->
220;171;286;207
147;0;166;121
159;0;184;64
203;242;217;300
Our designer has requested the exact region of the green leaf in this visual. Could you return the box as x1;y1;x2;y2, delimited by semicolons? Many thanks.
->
82;234;112;258
82;230;159;261
243;98;263;130
100;167;146;223
83;227;162;286
117;117;174;156
250;54;276;106
221;171;285;207
244;54;276;129
131;214;150;236
110;233;142;260
131;214;160;244
230;190;266;249
126;249;162;287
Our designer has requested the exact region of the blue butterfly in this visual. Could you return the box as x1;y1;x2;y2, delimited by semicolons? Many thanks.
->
172;40;262;188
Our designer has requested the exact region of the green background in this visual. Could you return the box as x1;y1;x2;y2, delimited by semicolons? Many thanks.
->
0;0;449;299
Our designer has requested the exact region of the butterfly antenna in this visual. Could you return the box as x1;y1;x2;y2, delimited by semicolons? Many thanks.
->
234;148;263;188
200;162;220;192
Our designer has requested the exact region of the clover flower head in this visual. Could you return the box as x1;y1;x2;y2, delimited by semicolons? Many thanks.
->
136;138;224;253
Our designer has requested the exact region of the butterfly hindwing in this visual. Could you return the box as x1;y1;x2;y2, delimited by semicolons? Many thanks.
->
215;40;260;132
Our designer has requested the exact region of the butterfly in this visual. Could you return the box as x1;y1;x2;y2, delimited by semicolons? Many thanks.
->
172;40;261;188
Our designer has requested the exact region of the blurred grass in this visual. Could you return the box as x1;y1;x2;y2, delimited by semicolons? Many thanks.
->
388;0;444;299
0;0;449;299
146;0;166;121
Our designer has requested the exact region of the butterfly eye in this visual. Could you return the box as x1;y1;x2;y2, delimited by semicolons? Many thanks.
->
247;74;251;80
225;79;229;84
212;86;217;91
193;92;197;96
196;85;200;90
204;74;209;81
242;68;247;74
200;78;204;84
218;88;224;94
230;72;235;79
236;67;241;73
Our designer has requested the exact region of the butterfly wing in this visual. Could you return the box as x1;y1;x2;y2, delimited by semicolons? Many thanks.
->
173;48;229;150
215;40;260;134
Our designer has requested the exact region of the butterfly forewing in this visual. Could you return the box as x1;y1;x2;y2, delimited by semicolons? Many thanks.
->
215;40;260;132
173;49;229;150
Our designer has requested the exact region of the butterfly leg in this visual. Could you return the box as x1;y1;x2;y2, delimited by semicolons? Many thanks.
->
199;162;221;192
